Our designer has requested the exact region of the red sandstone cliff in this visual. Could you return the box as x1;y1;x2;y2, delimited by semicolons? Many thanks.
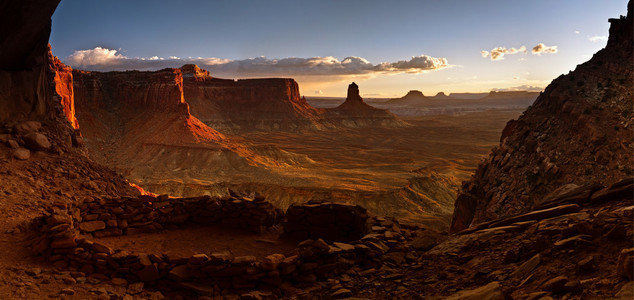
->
71;66;316;195
0;0;78;130
182;65;406;131
49;50;78;129
182;64;325;131
73;69;189;114
0;0;80;146
450;2;633;232
0;0;137;199
72;68;225;153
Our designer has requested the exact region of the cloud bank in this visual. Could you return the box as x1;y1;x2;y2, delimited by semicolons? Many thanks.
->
64;47;451;77
481;43;557;61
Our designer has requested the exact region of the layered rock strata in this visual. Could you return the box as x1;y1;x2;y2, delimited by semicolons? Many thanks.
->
182;64;325;131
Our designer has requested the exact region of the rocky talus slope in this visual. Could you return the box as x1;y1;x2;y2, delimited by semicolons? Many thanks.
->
451;1;633;232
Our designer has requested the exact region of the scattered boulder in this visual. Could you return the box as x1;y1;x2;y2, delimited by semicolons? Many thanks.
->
23;132;51;151
169;265;191;281
7;139;19;149
577;256;595;272
60;288;75;295
331;288;353;299
13;121;41;135
511;254;540;279
12;148;30;160
543;275;568;293
79;221;106;233
261;254;285;271
410;232;443;251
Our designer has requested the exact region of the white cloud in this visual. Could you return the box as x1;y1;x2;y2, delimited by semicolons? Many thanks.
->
588;35;608;42
315;90;324;95
481;46;527;61
531;43;558;54
481;43;557;60
65;47;125;66
575;31;580;34
64;47;451;77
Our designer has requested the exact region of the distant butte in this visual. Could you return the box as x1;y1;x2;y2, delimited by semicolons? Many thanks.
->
326;82;408;127
433;92;449;99
335;82;372;110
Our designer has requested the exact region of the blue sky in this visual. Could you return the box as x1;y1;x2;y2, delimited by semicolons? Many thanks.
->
50;0;628;97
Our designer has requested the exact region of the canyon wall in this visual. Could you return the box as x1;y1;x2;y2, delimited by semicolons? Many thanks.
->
450;2;633;232
49;52;79;129
182;64;325;131
183;65;406;131
73;69;188;114
0;0;78;128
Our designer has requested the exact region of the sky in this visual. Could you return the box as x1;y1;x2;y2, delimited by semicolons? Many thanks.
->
50;0;628;97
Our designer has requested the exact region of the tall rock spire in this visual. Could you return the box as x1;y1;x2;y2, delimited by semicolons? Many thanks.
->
346;82;363;103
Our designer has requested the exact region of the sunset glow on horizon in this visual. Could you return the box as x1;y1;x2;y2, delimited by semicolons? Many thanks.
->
50;0;628;97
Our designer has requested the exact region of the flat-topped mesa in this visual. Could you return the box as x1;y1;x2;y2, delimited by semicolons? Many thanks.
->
73;68;189;115
387;89;431;105
450;1;633;233
406;90;426;99
434;92;448;98
181;65;324;131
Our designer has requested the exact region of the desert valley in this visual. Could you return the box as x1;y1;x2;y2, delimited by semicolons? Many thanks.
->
0;0;632;299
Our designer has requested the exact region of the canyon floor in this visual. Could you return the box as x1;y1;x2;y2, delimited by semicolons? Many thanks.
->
0;109;522;299
135;109;523;228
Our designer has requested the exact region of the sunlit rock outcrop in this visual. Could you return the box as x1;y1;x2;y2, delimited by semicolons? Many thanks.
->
451;2;633;232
